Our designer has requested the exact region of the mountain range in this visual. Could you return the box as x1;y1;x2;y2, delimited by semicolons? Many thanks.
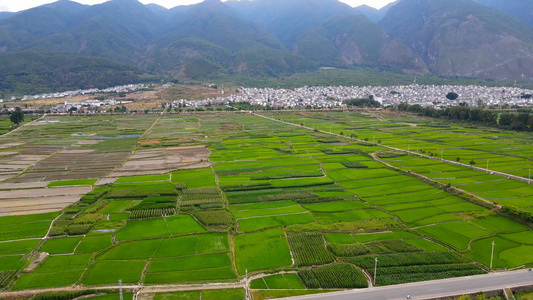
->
1;0;533;95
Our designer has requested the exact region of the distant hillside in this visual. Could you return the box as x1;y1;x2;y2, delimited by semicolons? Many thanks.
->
473;0;533;26
145;0;315;78
1;0;533;94
226;0;355;49
0;12;15;20
294;15;428;73
353;3;397;23
380;0;533;82
0;52;147;96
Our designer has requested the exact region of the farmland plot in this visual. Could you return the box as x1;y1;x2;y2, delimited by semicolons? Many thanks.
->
5;112;533;294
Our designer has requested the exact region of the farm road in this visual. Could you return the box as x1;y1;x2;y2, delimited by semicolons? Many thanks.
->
280;269;533;300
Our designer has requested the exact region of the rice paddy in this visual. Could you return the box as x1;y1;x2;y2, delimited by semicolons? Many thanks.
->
1;111;533;297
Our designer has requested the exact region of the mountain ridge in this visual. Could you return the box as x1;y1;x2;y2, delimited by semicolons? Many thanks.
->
1;0;533;87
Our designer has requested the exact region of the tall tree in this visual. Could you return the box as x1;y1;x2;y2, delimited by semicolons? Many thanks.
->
9;107;24;126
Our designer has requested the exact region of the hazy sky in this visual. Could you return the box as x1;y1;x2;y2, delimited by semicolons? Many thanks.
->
0;0;396;13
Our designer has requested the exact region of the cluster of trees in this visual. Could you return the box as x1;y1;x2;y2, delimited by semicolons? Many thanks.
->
344;98;382;108
9;108;24;125
398;103;533;131
501;205;533;224
1;107;25;126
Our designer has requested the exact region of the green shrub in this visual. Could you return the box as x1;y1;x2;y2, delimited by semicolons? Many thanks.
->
67;224;93;235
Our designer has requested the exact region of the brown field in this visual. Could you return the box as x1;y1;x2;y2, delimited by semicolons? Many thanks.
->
0;154;49;182
0;186;92;199
0;182;50;190
0;186;91;216
12;150;129;182
108;145;211;177
0;195;82;216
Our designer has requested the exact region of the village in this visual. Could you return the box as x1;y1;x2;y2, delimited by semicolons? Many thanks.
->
221;85;533;109
3;84;533;113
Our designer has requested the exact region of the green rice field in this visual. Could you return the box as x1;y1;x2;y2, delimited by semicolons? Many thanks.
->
2;112;533;296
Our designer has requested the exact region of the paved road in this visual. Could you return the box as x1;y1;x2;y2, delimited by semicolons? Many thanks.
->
281;270;533;300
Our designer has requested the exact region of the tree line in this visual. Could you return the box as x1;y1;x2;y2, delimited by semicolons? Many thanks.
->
397;103;533;131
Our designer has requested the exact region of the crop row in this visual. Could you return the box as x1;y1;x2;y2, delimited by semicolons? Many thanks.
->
346;252;469;269
32;290;103;300
370;264;485;286
180;196;224;206
183;187;221;195
341;161;369;169
298;264;368;289
0;270;16;288
131;195;177;210
107;189;178;199
259;192;318;202
192;210;233;228
295;196;348;204
250;171;324;180
366;240;421;254
129;208;177;220
328;243;372;257
132;202;176;210
287;232;335;267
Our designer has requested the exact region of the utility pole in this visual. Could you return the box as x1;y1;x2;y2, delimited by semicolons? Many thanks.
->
373;257;378;287
118;280;123;300
490;241;495;271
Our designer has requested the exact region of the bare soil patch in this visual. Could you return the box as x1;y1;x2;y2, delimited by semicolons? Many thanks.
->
0;182;50;190
0;186;91;199
13;150;129;182
108;146;211;177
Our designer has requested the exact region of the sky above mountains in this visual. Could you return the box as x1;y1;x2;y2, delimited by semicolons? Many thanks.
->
0;0;396;12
